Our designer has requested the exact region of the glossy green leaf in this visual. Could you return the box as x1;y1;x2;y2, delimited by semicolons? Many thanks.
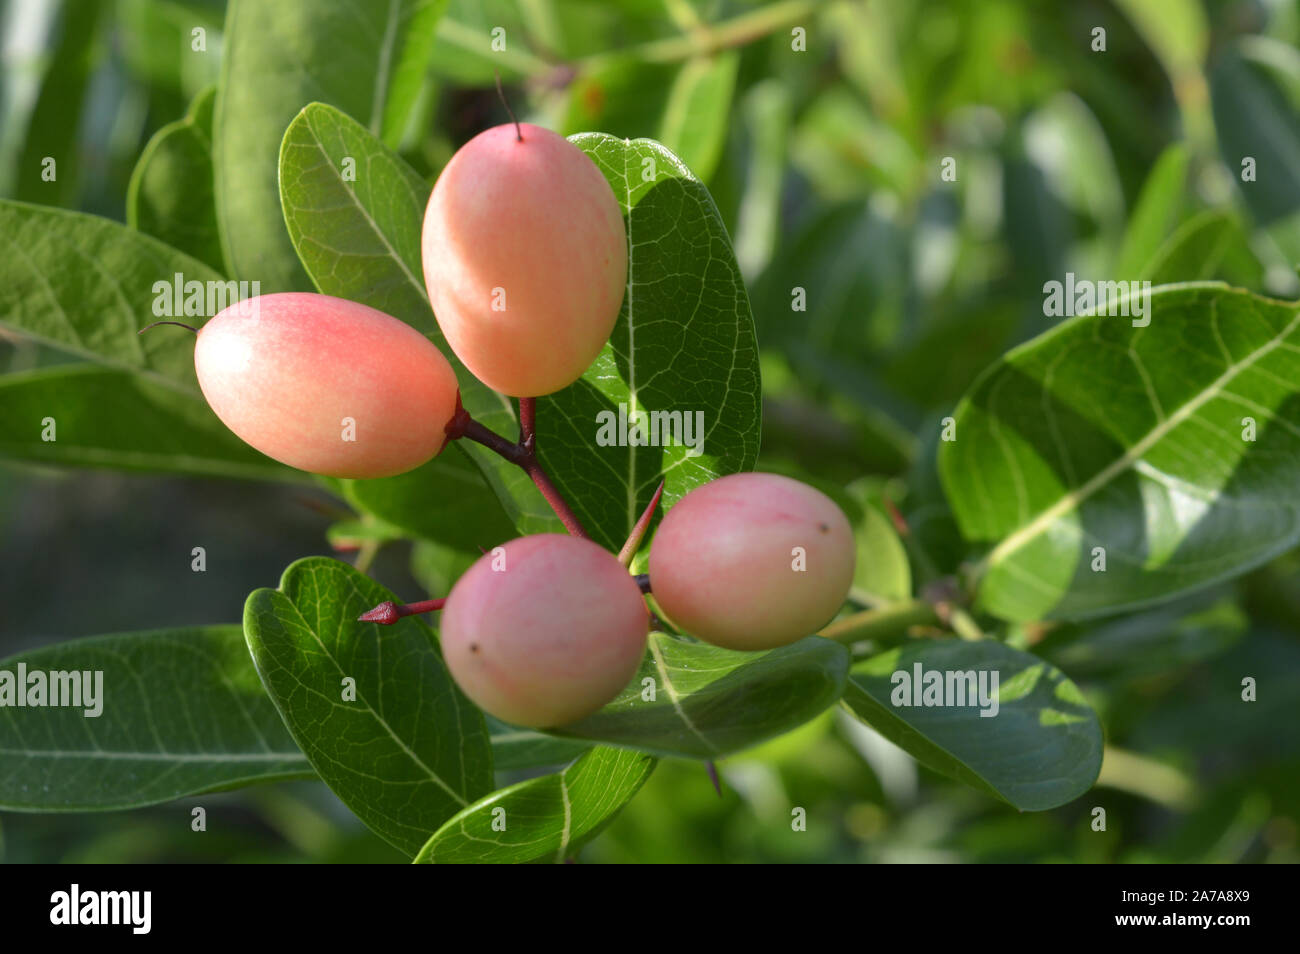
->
278;102;558;537
941;283;1300;621
127;85;225;273
0;200;223;388
0;365;297;481
214;0;447;291
657;52;739;182
541;133;762;551
550;633;849;759
842;640;1103;811
243;557;492;856
0;626;311;811
413;747;653;863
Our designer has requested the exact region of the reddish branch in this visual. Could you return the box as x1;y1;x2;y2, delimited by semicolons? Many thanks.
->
444;395;590;539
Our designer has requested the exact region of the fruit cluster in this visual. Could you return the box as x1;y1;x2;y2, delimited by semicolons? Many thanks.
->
176;121;854;729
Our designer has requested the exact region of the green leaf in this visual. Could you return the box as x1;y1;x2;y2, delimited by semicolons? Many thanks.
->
0;626;311;811
1023;92;1125;236
1114;144;1189;279
413;747;653;864
1211;47;1300;226
340;451;517;551
733;79;793;279
243;556;492;856
550;632;849;759
1037;594;1246;679
842;640;1103;811
128;85;226;273
941;283;1300;621
0;365;297;481
1138;210;1254;285
277;101;558;537
214;0;447;291
409;539;478;598
656;52;739;182
0;199;223;388
541;133;762;551
845;479;911;605
12;0;106;207
486;716;593;771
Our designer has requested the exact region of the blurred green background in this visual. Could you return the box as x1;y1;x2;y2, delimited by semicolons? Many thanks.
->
2;0;1300;862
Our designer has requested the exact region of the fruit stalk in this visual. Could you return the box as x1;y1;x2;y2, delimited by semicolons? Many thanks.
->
445;395;590;539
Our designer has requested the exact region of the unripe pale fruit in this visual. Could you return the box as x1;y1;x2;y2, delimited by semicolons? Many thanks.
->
421;123;627;397
648;473;855;650
195;292;460;478
441;534;648;728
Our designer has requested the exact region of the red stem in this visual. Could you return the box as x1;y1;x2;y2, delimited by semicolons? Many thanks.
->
445;395;590;539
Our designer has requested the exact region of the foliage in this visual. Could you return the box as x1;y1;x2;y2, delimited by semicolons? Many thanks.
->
2;0;1299;864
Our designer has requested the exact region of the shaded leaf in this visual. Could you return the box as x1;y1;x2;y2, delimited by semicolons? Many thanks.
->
0;199;222;388
128;85;225;273
486;716;593;772
0;626;311;811
550;632;849;759
214;0;447;290
842;639;1103;811
0;365;297;481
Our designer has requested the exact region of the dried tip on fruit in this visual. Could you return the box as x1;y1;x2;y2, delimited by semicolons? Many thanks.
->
358;597;447;624
358;601;401;625
138;320;198;335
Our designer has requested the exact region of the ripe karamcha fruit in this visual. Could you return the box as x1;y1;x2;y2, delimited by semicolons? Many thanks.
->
195;292;460;478
440;534;648;728
648;472;855;650
421;123;628;397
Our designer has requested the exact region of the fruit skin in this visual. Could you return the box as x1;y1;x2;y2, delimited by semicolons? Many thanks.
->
648;473;855;650
421;123;627;397
195;292;459;478
441;534;648;728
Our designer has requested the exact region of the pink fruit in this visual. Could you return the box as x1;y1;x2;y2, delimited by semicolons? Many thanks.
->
648;473;856;650
195;292;460;478
421;123;627;397
441;534;648;727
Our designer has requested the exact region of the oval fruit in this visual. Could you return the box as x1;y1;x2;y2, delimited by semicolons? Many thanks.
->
648;473;856;650
421;123;627;397
195;292;460;478
441;534;648;727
